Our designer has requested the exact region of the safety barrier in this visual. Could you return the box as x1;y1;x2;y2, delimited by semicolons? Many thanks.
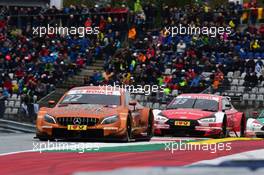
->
0;119;35;133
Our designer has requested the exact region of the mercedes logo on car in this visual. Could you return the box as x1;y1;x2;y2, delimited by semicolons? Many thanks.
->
73;118;82;125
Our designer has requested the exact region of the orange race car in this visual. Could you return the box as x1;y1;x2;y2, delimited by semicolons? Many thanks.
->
36;86;154;141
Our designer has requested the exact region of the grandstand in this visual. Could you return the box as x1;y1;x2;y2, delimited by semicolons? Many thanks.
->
0;0;264;122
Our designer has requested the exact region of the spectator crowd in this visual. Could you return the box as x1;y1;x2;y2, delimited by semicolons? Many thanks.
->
93;1;264;96
0;1;264;118
0;4;129;118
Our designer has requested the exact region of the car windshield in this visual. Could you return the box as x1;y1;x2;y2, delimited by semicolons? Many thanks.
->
167;97;218;112
60;94;121;106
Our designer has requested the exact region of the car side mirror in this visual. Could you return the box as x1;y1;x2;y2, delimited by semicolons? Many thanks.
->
48;100;56;108
225;104;231;109
129;100;137;111
222;104;231;112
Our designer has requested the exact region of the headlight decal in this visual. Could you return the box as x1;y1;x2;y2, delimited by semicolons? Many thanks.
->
155;112;169;123
199;116;216;123
44;114;57;124
101;115;119;124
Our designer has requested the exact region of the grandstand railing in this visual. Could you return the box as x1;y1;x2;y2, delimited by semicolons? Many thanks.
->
37;90;56;105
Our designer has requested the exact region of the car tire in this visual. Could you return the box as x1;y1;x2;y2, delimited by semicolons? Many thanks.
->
37;136;49;141
215;117;228;138
124;115;132;142
221;117;228;138
36;133;54;141
146;110;154;141
256;134;264;138
240;116;246;137
154;131;165;137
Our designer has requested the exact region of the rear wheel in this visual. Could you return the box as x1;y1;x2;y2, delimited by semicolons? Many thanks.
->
256;134;264;138
221;117;228;138
240;116;246;137
124;116;132;142
146;111;154;141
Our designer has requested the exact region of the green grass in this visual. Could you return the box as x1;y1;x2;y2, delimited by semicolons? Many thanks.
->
44;143;168;153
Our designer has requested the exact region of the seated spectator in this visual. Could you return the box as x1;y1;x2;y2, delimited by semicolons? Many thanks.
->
244;72;251;88
35;80;46;98
190;74;201;93
221;77;231;91
3;76;12;94
176;40;186;53
102;70;114;83
259;24;264;36
250;72;259;87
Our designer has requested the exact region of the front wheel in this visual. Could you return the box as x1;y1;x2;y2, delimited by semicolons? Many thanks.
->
256;134;264;138
38;137;48;141
215;117;228;138
36;134;51;141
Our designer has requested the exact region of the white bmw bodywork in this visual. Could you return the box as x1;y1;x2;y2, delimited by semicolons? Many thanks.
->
247;118;264;135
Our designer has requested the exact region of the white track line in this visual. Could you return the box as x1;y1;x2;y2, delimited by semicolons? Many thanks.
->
0;150;34;156
0;138;174;156
189;148;264;166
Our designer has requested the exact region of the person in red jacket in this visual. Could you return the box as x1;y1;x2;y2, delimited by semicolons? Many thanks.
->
15;67;25;79
99;16;106;31
85;18;92;28
0;19;6;30
259;24;264;36
3;78;12;94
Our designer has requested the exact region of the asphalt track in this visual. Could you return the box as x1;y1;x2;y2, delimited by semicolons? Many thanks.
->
0;133;263;175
